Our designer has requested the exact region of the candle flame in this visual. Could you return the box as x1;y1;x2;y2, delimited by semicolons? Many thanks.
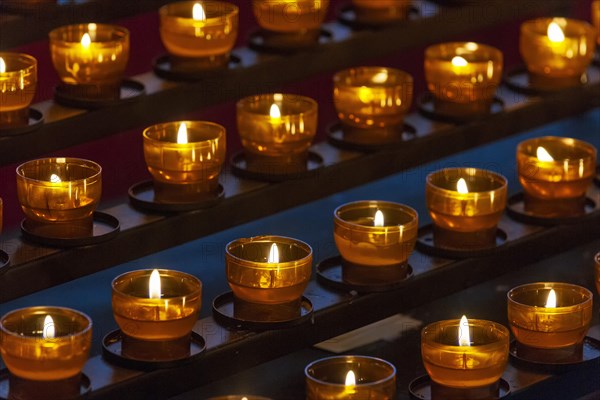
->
193;3;206;21
81;33;91;48
458;315;470;347
537;146;554;162
548;21;565;43
451;56;468;68
43;315;55;340
457;178;469;194
177;123;188;144
270;103;282;119
268;243;279;263
545;289;557;308
345;370;356;386
149;269;162;299
0;57;5;73
374;209;384;227
50;174;62;183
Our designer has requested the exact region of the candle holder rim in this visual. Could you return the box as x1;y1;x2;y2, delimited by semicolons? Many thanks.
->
422;318;509;349
0;52;37;75
16;157;102;184
111;268;203;299
159;0;240;19
304;355;396;386
507;282;593;310
333;66;413;86
0;306;92;339
236;93;318;117
143;120;225;146
520;17;596;36
426;168;508;194
517;136;597;162
225;235;313;269
49;23;130;44
334;200;418;231
425;41;503;59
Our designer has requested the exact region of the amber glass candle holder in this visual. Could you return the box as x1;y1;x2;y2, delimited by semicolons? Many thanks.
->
143;121;226;200
351;0;411;24
426;168;507;248
507;282;593;351
0;53;37;127
334;200;418;267
112;269;202;341
425;42;503;117
421;319;509;389
333;67;413;141
49;23;129;100
226;235;312;305
520;18;596;90
595;252;600;295
517;136;597;216
159;1;239;71
237;93;318;171
0;306;92;381
207;396;272;400
593;1;600;45
305;355;396;400
16;158;102;231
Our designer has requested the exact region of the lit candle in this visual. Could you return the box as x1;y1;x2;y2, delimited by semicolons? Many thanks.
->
252;0;329;33
49;23;130;99
16;158;102;224
237;93;318;164
111;269;202;341
333;66;413;133
351;0;411;23
0;307;92;381
425;42;503;115
507;282;593;350
143;121;226;194
0;52;37;127
426;168;507;247
517;136;596;209
421;316;509;388
334;200;418;267
305;355;396;399
160;1;239;70
520;17;596;89
226;236;312;304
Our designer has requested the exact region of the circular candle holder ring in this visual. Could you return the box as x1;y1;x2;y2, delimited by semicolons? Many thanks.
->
54;79;145;110
248;29;333;55
0;370;92;400
326;121;417;152
128;181;225;213
0;108;44;137
509;337;600;373
230;151;324;182
102;330;206;370
416;224;508;259
503;65;598;96
408;375;511;400
506;192;598;227
21;211;120;248
152;53;242;82
212;291;313;330
0;250;10;275
337;4;419;30
316;255;413;293
416;92;505;124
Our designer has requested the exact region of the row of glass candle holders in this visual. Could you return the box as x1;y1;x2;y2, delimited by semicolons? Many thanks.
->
2;0;600;127
0;253;598;398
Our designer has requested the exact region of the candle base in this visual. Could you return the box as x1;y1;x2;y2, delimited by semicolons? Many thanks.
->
416;224;507;259
433;225;498;249
54;79;145;110
529;72;585;91
212;291;314;330
433;98;493;119
102;329;206;370
248;29;331;54
417;92;503;123
0;108;44;137
231;150;324;182
508;337;600;372
154;180;220;202
353;4;411;25
523;194;588;218
128;180;225;212
153;54;242;81
506;192;597;226
0;108;29;128
0;372;91;400
408;375;511;400
56;82;121;101
316;255;413;293
327;121;416;152
170;54;231;72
